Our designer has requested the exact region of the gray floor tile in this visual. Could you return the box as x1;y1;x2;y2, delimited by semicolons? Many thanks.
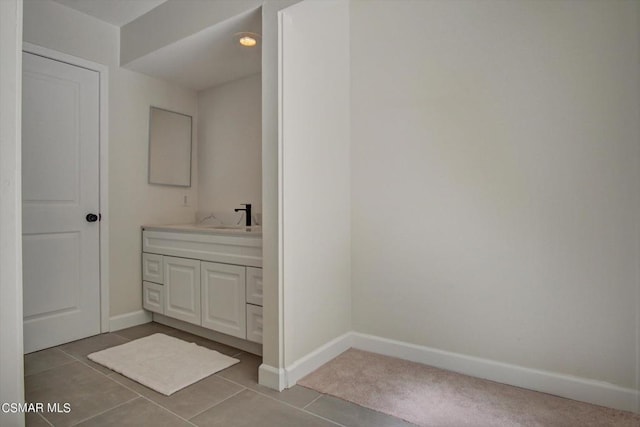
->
58;333;130;358
109;372;244;419
114;322;242;357
190;389;337;427
187;335;244;357
24;348;75;376
25;412;52;426
111;322;175;341
25;327;413;427
305;395;415;427
25;361;137;426
57;333;131;375
215;352;260;386
266;385;322;409
217;352;321;408
160;329;242;357
74;397;192;427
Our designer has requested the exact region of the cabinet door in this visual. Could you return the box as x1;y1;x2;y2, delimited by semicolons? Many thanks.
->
246;267;263;306
142;253;163;283
164;256;201;325
201;262;246;338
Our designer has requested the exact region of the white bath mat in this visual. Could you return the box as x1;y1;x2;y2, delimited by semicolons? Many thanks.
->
88;333;239;396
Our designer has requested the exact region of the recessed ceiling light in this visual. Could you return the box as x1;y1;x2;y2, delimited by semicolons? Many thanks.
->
239;36;257;47
236;32;261;48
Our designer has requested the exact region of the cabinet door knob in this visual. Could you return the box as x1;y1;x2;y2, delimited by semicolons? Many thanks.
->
86;213;99;223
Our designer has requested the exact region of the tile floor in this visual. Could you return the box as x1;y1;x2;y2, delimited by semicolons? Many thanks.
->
23;322;413;426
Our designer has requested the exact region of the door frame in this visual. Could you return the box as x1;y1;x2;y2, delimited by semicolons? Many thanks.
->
22;42;110;333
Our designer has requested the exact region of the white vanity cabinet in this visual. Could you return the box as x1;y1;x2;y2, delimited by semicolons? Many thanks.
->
141;227;263;344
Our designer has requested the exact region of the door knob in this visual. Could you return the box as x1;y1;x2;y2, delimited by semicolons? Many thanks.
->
86;213;99;223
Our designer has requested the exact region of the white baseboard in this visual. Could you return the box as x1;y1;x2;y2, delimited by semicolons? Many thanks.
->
351;332;639;414
109;310;152;332
259;364;287;391
284;332;352;388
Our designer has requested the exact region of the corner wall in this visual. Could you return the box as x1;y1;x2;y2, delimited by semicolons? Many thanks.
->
0;0;25;424
259;0;301;388
350;0;640;399
23;0;199;319
279;0;351;374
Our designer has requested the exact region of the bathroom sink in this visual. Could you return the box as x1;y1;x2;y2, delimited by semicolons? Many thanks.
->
197;224;262;233
200;224;244;229
143;223;261;236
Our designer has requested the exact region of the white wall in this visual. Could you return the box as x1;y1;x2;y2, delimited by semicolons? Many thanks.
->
351;0;640;393
198;74;262;215
109;71;198;316
0;0;25;424
280;0;351;366
23;0;199;317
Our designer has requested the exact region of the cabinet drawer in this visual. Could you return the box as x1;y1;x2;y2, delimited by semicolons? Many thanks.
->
246;267;263;306
143;230;262;267
142;253;163;284
143;281;164;314
246;304;263;344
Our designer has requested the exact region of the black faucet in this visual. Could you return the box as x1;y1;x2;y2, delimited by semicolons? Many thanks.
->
234;204;252;227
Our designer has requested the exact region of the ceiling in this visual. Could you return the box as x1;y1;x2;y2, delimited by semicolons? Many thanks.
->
125;7;262;91
52;0;168;27
51;0;262;91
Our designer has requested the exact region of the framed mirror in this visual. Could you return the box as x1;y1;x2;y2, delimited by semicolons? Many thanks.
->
148;106;192;187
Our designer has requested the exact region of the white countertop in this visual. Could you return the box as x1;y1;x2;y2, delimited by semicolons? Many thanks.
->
142;223;262;237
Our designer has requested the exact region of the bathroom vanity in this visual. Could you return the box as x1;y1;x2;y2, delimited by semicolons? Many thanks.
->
141;225;263;352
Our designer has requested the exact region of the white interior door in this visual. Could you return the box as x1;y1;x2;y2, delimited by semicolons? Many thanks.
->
22;51;101;353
